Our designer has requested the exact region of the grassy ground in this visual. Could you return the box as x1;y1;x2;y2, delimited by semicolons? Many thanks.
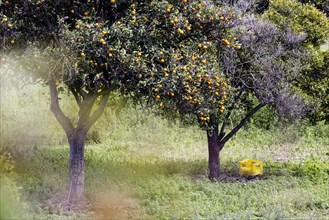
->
1;83;329;219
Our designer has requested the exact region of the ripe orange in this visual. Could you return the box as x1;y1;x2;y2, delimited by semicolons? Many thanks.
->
177;28;184;34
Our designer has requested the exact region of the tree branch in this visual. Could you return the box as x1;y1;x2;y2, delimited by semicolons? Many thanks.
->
69;87;82;107
86;92;110;131
218;121;226;141
76;92;98;130
49;78;74;137
218;90;244;142
219;102;266;149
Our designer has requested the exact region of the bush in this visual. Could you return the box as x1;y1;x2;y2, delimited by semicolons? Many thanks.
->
292;156;329;182
0;152;29;219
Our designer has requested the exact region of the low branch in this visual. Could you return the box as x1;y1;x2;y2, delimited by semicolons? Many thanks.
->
69;87;82;107
218;90;244;142
86;92;110;130
76;93;98;130
49;78;74;137
218;121;226;141
79;88;88;99
219;102;266;149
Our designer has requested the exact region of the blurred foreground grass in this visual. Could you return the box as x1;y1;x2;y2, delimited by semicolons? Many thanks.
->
1;82;329;219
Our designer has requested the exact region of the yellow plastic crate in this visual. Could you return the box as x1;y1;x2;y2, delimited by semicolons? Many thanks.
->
239;159;263;176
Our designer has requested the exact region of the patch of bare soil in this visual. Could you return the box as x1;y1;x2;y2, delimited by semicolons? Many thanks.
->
44;189;143;218
91;190;143;219
46;193;92;213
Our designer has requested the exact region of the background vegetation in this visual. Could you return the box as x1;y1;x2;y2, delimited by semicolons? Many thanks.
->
1;80;328;219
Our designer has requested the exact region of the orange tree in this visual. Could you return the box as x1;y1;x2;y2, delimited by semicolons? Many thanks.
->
1;0;131;209
1;0;237;207
145;9;308;180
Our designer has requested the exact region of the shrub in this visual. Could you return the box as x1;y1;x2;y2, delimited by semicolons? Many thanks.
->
0;152;29;219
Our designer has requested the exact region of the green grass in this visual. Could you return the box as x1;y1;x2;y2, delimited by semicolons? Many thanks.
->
1;83;329;219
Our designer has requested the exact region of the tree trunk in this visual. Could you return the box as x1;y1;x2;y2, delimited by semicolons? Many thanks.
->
207;128;220;180
49;79;111;209
67;129;87;210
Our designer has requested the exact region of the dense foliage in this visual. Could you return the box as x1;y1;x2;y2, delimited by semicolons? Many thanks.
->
264;0;329;47
264;0;329;123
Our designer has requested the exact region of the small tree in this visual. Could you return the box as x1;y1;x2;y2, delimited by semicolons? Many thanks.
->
1;0;127;208
145;13;307;179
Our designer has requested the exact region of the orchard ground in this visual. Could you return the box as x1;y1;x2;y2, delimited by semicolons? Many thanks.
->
1;81;328;219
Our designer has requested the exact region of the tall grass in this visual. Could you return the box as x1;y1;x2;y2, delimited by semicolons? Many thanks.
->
1;82;328;219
